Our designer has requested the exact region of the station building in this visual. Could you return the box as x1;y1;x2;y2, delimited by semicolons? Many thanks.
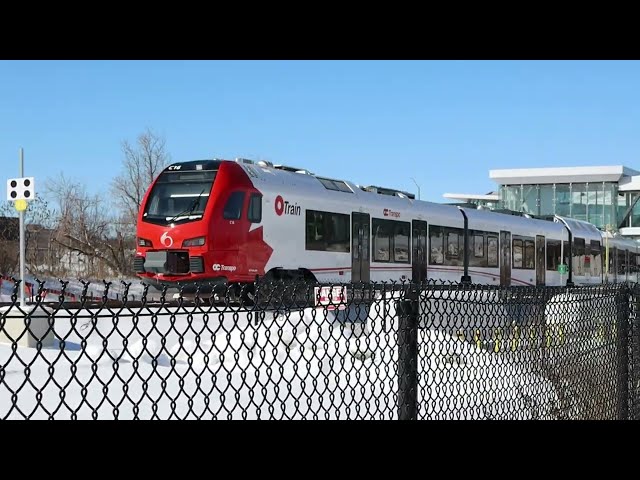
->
444;165;640;240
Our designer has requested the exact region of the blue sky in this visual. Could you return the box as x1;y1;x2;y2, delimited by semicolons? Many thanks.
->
2;60;640;203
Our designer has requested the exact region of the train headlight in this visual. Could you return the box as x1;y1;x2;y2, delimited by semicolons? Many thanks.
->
182;236;206;247
138;237;153;247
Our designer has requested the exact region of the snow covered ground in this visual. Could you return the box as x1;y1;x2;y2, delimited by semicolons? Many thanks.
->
0;299;563;420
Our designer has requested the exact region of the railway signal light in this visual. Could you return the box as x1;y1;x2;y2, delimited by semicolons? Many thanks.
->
7;177;35;202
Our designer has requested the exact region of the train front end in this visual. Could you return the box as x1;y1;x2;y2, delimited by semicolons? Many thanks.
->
134;159;263;293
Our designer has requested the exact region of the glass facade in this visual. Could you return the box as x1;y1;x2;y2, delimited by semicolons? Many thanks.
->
631;194;640;228
539;185;554;216
500;182;620;230
587;183;603;227
571;184;587;222
619;192;640;229
555;184;571;218
462;199;499;209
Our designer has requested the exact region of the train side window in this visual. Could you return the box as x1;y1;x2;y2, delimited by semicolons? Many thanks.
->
584;241;591;270
609;248;615;275
513;239;523;268
305;210;350;253
327;214;350;252
393;222;410;263
524;240;535;269
446;230;460;259
443;227;463;266
373;219;391;262
247;194;262;223
618;249;626;275
487;236;498;267
513;235;535;270
306;211;326;251
429;225;444;265
573;237;585;275
223;191;245;220
546;239;561;271
473;235;484;258
590;240;601;275
469;230;490;268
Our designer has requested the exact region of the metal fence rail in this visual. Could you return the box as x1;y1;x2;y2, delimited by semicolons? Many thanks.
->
0;278;638;420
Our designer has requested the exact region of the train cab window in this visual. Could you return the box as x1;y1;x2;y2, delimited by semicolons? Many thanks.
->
373;220;391;261
393;222;410;263
547;239;562;271
223;192;245;220
429;225;444;265
487;236;498;267
247;194;262;223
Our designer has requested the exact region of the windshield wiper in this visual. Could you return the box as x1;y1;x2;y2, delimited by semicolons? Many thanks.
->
167;189;206;223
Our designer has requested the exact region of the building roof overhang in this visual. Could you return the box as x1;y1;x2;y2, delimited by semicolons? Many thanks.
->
490;166;640;185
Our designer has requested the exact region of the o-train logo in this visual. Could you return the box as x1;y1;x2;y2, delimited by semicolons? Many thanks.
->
383;208;400;218
275;195;301;216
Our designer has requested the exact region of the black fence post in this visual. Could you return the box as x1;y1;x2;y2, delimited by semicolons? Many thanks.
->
616;284;630;420
397;284;419;420
632;284;640;420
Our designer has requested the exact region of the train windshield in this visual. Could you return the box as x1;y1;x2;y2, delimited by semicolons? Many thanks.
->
142;170;217;225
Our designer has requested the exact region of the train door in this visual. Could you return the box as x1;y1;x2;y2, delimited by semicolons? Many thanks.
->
412;220;428;283
351;212;370;283
500;230;511;286
536;235;545;286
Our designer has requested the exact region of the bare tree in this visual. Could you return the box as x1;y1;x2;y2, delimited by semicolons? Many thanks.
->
111;128;171;227
0;197;55;277
46;174;134;278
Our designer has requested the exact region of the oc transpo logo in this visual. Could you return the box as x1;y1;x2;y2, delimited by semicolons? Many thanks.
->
383;208;401;218
212;263;237;272
274;195;301;216
160;231;174;247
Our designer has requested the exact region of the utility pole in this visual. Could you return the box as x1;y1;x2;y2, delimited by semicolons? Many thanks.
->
410;177;421;200
6;148;35;307
19;148;25;307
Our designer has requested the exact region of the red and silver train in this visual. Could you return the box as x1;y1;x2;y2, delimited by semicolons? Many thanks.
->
134;158;640;292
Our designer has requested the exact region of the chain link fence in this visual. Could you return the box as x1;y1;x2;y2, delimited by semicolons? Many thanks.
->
0;278;638;419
